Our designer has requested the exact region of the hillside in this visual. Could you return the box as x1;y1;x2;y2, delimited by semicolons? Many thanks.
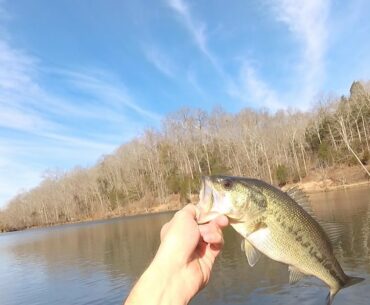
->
1;81;370;232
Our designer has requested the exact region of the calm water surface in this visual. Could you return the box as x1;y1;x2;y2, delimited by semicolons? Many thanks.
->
1;187;370;305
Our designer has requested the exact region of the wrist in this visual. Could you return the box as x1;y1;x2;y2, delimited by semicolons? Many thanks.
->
149;257;191;305
125;257;191;305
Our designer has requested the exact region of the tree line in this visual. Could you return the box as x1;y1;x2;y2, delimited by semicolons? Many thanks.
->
1;81;369;232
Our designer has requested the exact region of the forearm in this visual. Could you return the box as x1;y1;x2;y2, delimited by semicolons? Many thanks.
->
124;258;190;305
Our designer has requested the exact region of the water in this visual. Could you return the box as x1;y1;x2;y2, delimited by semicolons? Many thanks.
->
1;187;369;305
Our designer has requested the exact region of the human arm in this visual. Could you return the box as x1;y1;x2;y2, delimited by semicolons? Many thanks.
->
124;204;229;305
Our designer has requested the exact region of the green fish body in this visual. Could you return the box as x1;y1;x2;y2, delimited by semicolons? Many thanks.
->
196;175;363;305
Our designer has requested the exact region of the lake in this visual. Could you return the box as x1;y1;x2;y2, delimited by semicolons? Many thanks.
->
1;187;369;305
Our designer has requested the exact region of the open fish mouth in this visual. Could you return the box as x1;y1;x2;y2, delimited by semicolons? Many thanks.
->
196;176;223;224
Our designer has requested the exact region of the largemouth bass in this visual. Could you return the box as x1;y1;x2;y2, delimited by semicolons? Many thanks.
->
196;175;363;305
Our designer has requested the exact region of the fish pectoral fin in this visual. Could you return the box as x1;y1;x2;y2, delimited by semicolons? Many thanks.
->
288;266;306;285
242;239;261;267
231;218;266;237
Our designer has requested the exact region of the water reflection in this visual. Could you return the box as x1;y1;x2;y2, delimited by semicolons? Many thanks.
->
0;213;172;305
0;188;369;305
310;187;370;269
12;214;172;276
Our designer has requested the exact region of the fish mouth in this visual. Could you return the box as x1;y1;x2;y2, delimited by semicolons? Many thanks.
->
196;176;244;224
196;176;223;224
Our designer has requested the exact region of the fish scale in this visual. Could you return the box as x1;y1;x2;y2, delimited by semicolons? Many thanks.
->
259;182;348;288
197;175;364;305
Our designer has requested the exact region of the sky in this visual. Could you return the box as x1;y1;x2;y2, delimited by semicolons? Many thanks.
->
1;0;370;207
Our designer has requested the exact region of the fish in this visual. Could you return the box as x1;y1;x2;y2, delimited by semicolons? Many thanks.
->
196;175;363;305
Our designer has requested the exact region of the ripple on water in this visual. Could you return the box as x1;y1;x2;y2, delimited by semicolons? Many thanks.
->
1;188;370;305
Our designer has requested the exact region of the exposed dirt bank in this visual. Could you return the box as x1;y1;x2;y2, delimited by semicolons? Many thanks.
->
284;165;370;193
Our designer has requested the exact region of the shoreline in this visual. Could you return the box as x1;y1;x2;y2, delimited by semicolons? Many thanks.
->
0;203;182;234
284;180;370;194
2;175;370;234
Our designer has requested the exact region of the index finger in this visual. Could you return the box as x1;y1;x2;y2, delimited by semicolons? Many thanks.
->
179;204;198;219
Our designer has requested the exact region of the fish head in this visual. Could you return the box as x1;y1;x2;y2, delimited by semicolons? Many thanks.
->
196;175;256;224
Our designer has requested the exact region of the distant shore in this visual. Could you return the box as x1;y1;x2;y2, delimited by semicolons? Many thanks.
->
285;180;370;194
2;165;370;234
0;202;182;234
95;164;370;220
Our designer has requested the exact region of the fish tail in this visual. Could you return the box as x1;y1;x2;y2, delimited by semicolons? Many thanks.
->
326;276;364;305
343;275;364;289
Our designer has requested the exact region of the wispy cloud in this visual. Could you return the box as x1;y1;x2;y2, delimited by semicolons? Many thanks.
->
57;69;162;121
166;0;221;72
229;63;283;111
0;40;57;134
0;9;160;206
166;0;286;109
270;0;330;107
0;103;58;132
144;46;176;78
0;40;38;91
167;0;206;54
230;0;330;110
186;69;208;98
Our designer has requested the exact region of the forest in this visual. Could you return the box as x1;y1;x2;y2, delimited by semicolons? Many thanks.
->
1;81;370;232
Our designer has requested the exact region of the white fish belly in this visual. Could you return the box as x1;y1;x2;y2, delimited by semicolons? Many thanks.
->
247;228;292;266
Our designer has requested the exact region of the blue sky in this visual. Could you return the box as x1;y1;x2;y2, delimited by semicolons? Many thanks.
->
1;0;370;207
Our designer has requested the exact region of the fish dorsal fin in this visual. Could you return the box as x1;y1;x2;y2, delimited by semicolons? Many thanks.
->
241;239;261;267
286;187;345;246
288;265;306;285
286;187;313;214
319;221;345;246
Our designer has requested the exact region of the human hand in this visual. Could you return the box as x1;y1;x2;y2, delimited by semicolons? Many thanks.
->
157;204;229;299
124;204;229;305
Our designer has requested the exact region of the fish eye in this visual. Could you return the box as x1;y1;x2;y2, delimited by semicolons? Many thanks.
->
222;179;233;189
